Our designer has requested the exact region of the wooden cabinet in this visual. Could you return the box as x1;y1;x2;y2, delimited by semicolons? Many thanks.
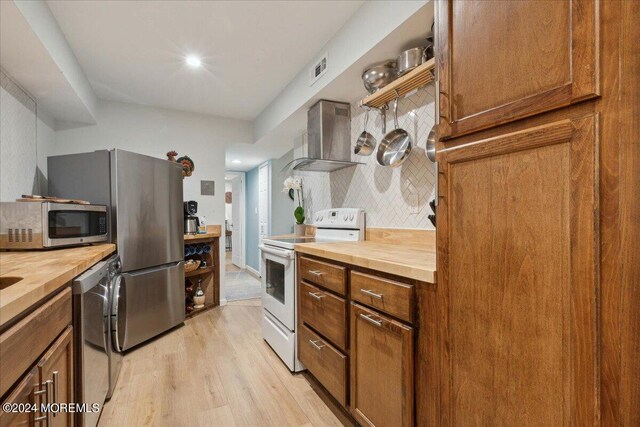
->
434;1;640;425
0;289;74;427
0;327;74;427
436;115;598;425
0;368;40;427
297;255;422;425
37;327;74;427
436;0;599;139
350;304;414;427
0;288;72;397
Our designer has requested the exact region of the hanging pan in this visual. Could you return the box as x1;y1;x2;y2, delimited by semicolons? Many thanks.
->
354;108;376;156
376;93;412;167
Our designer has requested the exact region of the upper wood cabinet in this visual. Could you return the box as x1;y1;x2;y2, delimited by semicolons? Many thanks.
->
436;0;600;140
436;115;599;425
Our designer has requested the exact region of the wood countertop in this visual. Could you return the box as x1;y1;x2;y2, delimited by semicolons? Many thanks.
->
0;243;116;327
184;224;222;241
294;241;436;283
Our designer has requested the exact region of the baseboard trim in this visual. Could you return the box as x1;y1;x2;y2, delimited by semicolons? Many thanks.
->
246;266;261;279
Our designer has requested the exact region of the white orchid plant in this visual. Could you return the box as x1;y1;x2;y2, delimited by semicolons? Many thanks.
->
282;176;305;225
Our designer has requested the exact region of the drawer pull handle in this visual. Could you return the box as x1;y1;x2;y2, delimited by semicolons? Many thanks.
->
52;371;59;417
308;270;324;276
360;289;383;299
360;313;383;327
308;339;325;350
308;291;324;301
33;380;52;425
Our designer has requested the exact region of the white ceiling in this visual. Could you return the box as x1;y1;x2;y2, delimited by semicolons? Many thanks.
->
0;0;96;126
46;0;364;121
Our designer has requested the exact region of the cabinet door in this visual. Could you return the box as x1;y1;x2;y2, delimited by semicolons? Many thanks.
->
0;368;41;427
436;0;599;139
350;303;413;427
437;115;598;425
38;327;74;427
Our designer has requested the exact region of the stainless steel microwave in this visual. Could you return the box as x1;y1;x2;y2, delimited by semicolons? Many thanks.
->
0;202;108;250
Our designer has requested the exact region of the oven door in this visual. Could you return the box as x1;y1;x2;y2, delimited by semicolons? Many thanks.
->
44;203;108;247
259;244;295;331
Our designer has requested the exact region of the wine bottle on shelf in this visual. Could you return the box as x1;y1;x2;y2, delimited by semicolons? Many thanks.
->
194;279;205;309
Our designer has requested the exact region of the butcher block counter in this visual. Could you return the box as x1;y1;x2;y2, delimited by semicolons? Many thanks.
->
0;243;116;327
294;240;436;283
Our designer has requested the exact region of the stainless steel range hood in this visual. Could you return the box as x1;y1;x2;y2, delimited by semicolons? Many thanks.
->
284;100;363;172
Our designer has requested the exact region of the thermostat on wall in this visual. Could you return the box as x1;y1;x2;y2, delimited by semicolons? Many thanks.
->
200;180;215;196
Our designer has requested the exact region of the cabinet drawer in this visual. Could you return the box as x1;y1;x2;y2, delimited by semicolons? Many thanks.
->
300;281;347;351
299;324;347;407
0;287;71;397
299;256;346;296
351;271;414;323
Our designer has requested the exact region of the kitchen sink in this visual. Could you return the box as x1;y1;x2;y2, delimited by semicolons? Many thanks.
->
0;276;23;290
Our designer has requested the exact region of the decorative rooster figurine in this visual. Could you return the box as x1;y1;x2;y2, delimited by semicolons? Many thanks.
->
166;151;194;178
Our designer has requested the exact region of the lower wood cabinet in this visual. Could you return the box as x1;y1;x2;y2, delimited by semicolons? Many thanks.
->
0;368;40;427
38;327;74;427
0;289;74;427
297;255;423;425
298;324;347;407
0;327;74;427
350;303;414;427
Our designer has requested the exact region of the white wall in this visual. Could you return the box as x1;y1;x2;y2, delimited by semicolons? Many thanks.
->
295;86;436;230
270;149;295;235
52;99;253;303
253;0;428;142
13;0;98;122
0;69;55;201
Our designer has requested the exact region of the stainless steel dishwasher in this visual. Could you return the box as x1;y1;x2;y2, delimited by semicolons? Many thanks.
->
73;254;122;427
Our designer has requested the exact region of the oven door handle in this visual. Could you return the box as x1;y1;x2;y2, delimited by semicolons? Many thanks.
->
259;244;294;259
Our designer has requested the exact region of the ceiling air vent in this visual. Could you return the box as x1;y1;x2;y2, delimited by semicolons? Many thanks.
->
309;53;328;86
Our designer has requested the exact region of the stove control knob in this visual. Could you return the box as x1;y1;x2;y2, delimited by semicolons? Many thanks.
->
343;213;348;221
349;213;355;221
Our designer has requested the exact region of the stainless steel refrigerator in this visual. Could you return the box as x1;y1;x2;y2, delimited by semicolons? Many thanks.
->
48;149;185;351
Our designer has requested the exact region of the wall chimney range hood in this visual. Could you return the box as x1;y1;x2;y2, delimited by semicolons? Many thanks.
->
284;100;363;172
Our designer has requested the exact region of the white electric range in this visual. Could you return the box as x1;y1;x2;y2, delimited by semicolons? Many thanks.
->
259;208;365;371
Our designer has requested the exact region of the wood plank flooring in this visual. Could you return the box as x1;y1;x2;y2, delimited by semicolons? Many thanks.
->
99;299;344;427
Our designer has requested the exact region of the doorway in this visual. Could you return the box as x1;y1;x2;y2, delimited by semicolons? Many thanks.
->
224;171;260;302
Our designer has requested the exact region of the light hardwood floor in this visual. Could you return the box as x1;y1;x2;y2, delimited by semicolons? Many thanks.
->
99;299;344;427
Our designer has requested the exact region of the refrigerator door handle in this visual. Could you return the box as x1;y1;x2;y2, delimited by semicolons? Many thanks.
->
123;261;185;277
111;275;124;352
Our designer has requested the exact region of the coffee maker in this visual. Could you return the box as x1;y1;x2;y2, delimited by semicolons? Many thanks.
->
184;201;199;234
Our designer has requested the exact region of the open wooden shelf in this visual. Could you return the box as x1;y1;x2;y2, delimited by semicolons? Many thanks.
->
184;226;221;318
185;265;214;278
360;57;435;109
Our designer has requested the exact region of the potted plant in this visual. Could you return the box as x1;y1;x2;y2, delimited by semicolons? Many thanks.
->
283;176;306;236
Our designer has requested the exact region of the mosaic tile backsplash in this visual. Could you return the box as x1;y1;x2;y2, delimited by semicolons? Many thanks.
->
296;85;437;230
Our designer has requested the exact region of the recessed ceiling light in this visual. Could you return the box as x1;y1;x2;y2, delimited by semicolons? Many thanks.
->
185;55;202;68
231;159;242;164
